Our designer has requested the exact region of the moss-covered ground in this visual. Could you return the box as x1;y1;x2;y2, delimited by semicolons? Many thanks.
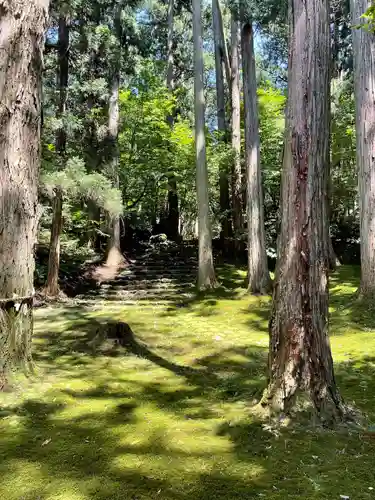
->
1;265;375;499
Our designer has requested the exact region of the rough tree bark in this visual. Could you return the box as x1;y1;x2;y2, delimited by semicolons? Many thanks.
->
166;0;179;242
231;16;243;250
241;17;271;294
106;6;123;267
263;0;346;423
192;0;217;289
212;0;231;244
351;0;375;297
44;15;69;296
0;0;49;387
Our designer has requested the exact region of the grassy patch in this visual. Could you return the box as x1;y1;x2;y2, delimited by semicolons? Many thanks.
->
1;266;375;499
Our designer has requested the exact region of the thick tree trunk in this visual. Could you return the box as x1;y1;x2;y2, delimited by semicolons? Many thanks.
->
192;0;217;289
231;16;243;250
241;19;271;294
264;0;346;424
351;0;375;297
0;0;48;387
106;8;123;267
45;15;68;296
212;0;231;243
165;0;180;242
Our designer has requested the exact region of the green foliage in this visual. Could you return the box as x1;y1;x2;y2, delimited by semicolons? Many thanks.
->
331;78;357;226
258;84;286;251
42;157;123;216
118;74;195;230
356;5;375;32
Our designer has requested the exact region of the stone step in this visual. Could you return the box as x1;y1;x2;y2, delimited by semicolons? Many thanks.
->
75;298;171;308
107;283;194;291
124;264;196;270
100;288;186;297
120;268;196;276
101;292;190;301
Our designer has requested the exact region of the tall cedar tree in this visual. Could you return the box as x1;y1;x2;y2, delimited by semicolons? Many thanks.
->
44;15;68;296
351;0;375;297
241;15;271;294
166;0;180;242
106;5;123;266
0;0;49;387
192;0;217;289
264;0;347;423
231;15;243;249
212;0;232;243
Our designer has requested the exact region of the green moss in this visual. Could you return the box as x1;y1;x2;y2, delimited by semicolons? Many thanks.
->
1;265;375;499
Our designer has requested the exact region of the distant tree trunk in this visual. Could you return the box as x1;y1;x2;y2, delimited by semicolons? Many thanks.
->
192;0;217;289
106;7;123;267
263;0;346;423
351;0;375;297
327;164;340;271
87;200;101;250
166;0;174;94
328;235;340;270
166;0;180;242
241;18;271;294
231;16;243;250
214;0;231;89
0;0;48;388
213;0;231;244
45;15;69;296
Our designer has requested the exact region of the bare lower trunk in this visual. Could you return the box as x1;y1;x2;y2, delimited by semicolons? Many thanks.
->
241;18;271;294
45;15;68;297
167;176;179;241
45;190;63;296
231;17;243;249
213;0;231;242
328;235;340;271
192;0;217;289
0;0;48;387
351;0;375;297
165;0;180;241
264;0;346;424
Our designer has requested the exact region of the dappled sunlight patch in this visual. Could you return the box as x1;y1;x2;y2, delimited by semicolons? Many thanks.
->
2;266;375;499
0;459;100;500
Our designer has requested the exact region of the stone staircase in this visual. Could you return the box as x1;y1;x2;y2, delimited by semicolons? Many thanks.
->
78;244;198;307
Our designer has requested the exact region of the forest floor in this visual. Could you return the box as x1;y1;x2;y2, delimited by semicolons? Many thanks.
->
1;265;375;499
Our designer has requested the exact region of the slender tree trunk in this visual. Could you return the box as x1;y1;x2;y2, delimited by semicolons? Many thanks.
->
166;0;180;242
213;0;231;243
231;16;243;250
263;0;346;423
192;0;217;289
241;18;271;294
45;189;63;296
107;72;121;250
214;0;231;89
351;0;375;297
327;163;340;271
106;7;123;267
45;15;69;296
0;0;49;388
167;0;174;93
